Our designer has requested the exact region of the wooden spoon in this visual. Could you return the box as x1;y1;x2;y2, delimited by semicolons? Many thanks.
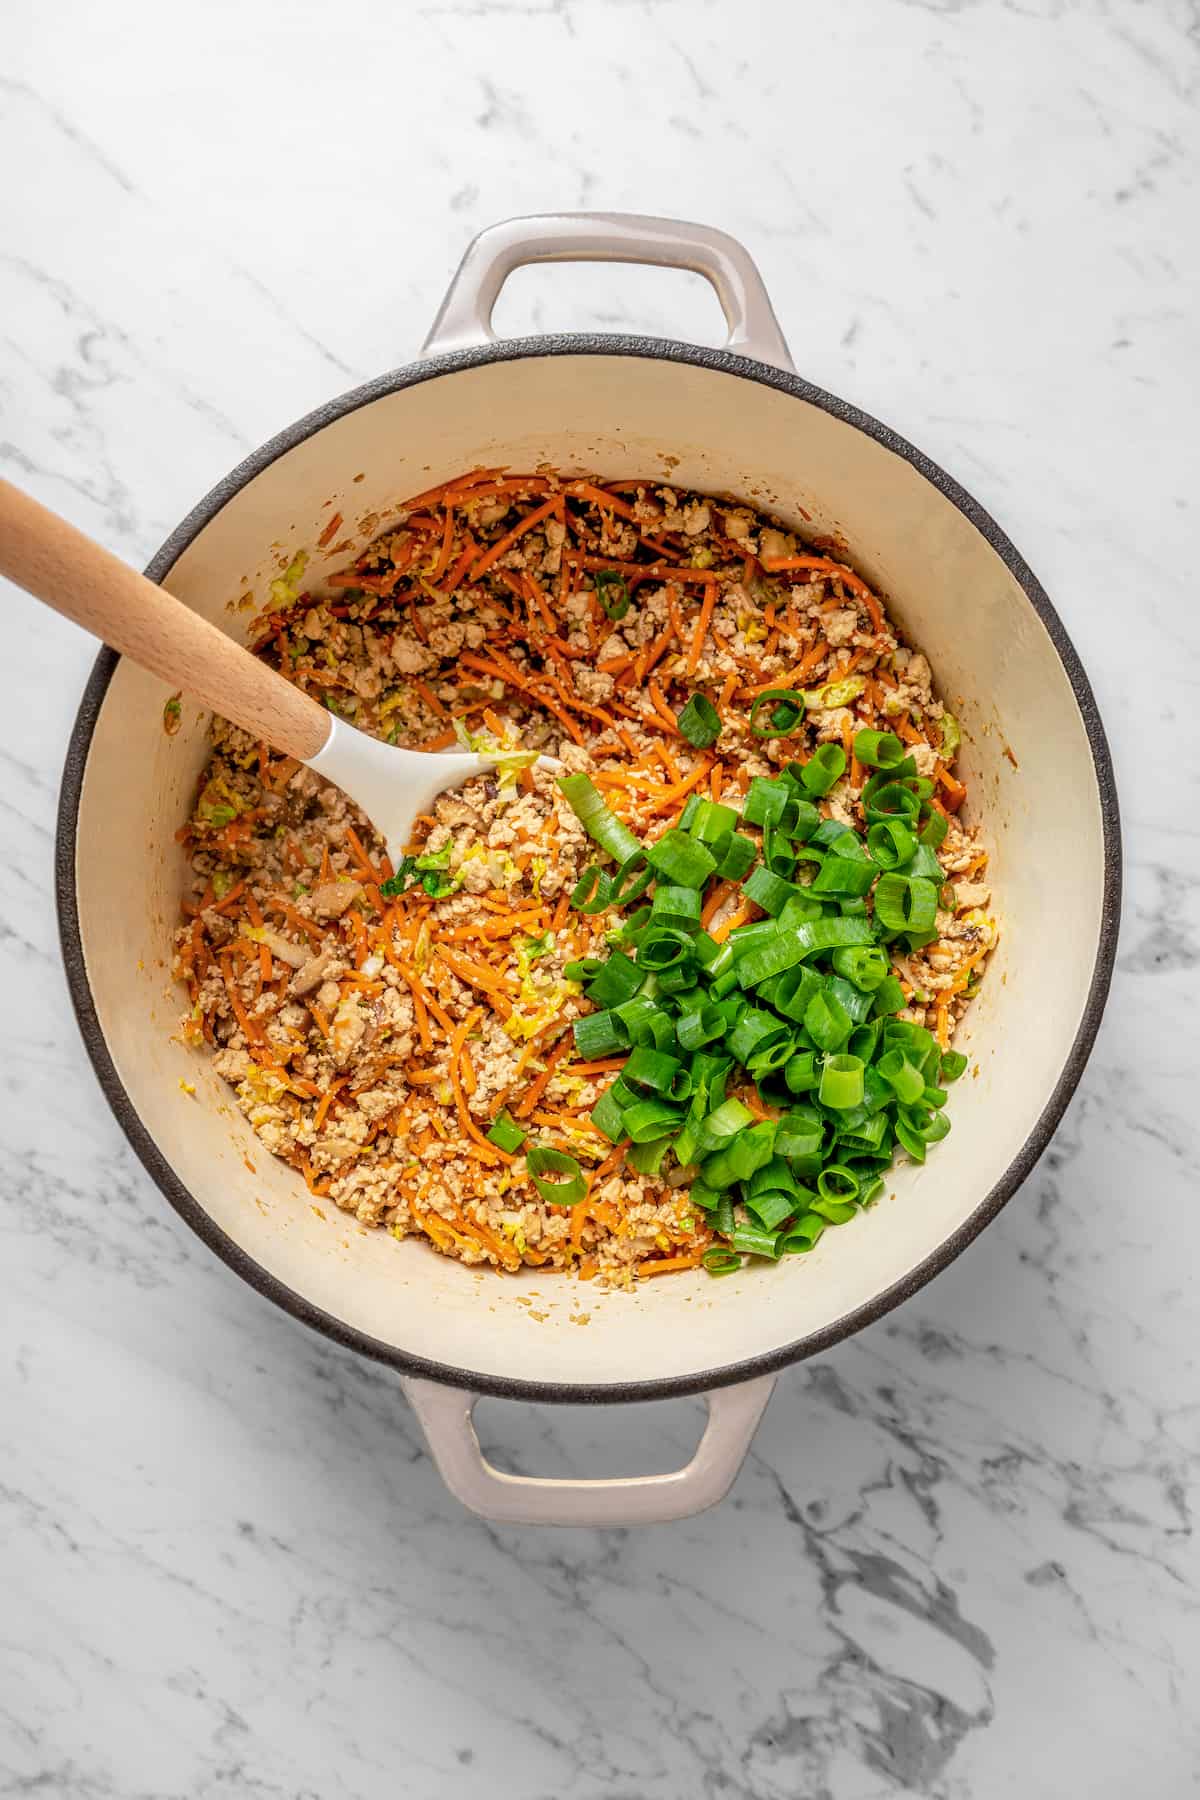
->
0;479;557;864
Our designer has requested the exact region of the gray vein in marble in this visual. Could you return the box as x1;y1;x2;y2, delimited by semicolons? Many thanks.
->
3;0;1200;1795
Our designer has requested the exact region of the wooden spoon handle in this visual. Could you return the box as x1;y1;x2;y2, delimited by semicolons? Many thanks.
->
0;478;332;761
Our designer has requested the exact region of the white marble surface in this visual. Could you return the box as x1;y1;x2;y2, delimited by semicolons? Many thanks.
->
3;1;1198;1793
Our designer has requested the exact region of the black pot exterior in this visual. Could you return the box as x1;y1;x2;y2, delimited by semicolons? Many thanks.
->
55;336;1122;1403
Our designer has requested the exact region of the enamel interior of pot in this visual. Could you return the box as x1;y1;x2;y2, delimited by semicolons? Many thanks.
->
70;352;1107;1391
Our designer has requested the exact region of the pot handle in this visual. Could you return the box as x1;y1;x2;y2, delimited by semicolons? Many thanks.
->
421;212;794;371
401;1372;775;1527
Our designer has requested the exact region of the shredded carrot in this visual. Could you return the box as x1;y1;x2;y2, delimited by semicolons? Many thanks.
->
398;467;511;511
593;1141;628;1183
413;678;448;721
638;1251;705;1277
711;900;754;944
317;510;343;549
211;879;247;915
422;727;459;752
934;993;952;1049
219;953;262;1042
513;1034;572;1119
646;681;680;733
937;766;967;811
465;494;563;582
794;639;831;681
314;1081;345;1130
687;585;717;675
448;1007;508;1163
564;479;638;520
760;553;885;633
570;552;719;586
701;879;739;930
345;827;379;881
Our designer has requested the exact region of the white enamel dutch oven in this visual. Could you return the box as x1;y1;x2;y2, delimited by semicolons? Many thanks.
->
57;215;1120;1526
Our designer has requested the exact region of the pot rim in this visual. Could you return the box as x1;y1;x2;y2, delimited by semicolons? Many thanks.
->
55;333;1122;1404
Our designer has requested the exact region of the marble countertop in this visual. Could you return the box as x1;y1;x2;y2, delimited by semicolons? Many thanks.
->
3;2;1197;1794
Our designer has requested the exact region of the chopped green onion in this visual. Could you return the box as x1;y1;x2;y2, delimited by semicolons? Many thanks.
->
779;1213;826;1254
776;794;822;841
677;693;722;748
729;1223;783;1259
920;808;949;850
831;944;890;992
870;974;907;1017
940;1050;969;1082
613;993;673;1049
784;1052;821;1096
749;688;806;738
804;987;853;1052
570;865;613;913
867;818;917;871
610;852;654;906
697;1097;753;1150
689;799;739;844
590;1087;628;1142
743;776;794;829
623;1099;685;1142
825;974;874;1024
585;952;643;1007
558;773;641;864
593;569;631;620
527;1146;587;1207
702;1120;777;1188
651;885;703;930
487;1109;526;1152
876;1048;925;1105
714;831;758;880
624;1044;690;1100
572;1010;628;1058
812;853;877;897
853;728;907;769
818;1053;866;1110
817;1163;860;1204
564;957;604;983
646;828;718;887
799;743;847;797
874;873;939;936
675;1004;728;1051
865;780;921;826
743;867;801;917
628;1137;670;1175
702;1247;742;1276
637;924;695;972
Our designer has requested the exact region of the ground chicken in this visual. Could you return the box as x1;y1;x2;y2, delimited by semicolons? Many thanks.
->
175;468;994;1288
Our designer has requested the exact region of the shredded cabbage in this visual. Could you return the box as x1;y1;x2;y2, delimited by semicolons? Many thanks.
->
243;924;308;969
268;549;308;610
453;718;538;795
515;932;552;980
196;774;244;829
802;675;867;710
939;712;962;758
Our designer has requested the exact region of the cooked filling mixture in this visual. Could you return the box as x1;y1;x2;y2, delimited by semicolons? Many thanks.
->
175;469;997;1283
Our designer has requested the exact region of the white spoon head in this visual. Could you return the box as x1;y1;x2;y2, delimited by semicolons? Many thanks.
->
304;716;563;869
